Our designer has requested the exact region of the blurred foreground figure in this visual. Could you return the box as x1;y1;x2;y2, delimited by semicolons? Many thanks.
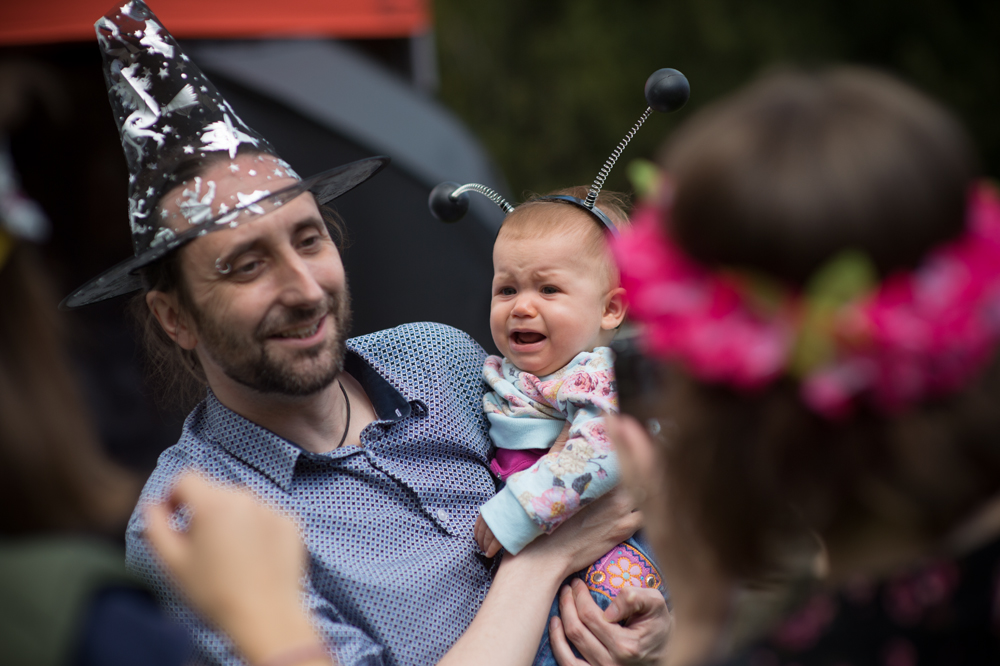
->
0;141;328;664
610;67;1000;665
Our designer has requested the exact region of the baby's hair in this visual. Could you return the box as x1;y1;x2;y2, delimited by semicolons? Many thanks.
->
497;186;632;289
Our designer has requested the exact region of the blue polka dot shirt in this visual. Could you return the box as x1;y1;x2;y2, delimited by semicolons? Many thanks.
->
125;323;498;666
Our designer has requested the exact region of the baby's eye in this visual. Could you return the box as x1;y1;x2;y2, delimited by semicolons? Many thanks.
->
540;285;560;295
498;286;517;296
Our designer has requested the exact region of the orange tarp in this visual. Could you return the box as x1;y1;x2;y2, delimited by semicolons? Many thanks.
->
0;0;430;45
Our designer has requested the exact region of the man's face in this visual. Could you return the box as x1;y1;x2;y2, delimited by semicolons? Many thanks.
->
163;156;351;397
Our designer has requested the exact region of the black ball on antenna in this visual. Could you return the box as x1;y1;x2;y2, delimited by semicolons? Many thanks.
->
428;182;470;223
644;68;690;113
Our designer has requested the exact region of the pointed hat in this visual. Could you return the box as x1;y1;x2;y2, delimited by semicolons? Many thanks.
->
62;0;388;308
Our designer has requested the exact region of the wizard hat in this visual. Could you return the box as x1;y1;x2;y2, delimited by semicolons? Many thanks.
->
62;0;388;308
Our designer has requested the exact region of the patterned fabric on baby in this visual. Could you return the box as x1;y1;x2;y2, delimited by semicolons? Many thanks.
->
479;348;620;554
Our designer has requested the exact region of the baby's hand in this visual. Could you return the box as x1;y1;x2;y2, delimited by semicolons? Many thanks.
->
474;515;502;558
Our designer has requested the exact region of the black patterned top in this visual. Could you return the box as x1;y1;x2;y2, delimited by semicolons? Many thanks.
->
722;535;1000;666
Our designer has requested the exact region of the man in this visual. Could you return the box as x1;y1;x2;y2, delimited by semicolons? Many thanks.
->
65;3;668;665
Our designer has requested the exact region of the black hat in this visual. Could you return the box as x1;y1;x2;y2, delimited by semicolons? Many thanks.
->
63;0;388;308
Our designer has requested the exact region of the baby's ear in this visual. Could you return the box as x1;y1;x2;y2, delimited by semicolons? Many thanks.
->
602;287;627;330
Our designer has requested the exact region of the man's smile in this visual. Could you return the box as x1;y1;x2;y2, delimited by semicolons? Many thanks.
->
266;313;328;345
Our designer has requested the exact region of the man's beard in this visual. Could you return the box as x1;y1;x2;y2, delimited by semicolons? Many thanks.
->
193;284;352;397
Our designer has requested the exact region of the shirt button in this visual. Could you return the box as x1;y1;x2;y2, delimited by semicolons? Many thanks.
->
436;509;449;522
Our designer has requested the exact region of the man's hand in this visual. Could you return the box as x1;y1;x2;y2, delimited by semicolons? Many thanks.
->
549;579;672;666
475;515;502;557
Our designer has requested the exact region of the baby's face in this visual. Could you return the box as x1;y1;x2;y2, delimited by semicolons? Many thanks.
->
490;221;614;377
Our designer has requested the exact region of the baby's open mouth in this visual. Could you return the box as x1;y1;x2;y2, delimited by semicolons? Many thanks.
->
512;331;545;345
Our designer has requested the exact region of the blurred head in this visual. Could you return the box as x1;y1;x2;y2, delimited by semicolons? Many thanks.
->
490;187;628;376
135;150;352;407
616;68;997;582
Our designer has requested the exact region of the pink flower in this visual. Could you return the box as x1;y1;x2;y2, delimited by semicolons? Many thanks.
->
884;562;958;625
506;394;527;408
535;378;560;402
614;207;793;391
607;557;644;589
530;487;580;524
770;594;837;651
564;372;596;394
577;420;613;454
613;182;1000;419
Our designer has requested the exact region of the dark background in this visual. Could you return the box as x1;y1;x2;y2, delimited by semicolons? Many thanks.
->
433;0;1000;196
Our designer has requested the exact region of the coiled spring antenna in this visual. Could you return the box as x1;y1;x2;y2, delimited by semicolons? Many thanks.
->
428;68;690;225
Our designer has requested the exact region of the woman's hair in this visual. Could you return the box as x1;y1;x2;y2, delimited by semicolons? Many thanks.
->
648;67;998;580
0;246;137;536
664;67;974;284
129;150;348;411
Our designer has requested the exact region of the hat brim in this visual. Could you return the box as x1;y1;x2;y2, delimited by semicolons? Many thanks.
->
61;156;389;309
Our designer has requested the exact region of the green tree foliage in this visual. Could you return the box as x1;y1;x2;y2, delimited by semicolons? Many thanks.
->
433;0;1000;198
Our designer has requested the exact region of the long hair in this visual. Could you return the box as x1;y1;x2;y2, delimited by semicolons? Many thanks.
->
0;245;137;536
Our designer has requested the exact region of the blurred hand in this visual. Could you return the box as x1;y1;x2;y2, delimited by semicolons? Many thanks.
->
475;515;502;558
550;579;671;666
145;473;329;666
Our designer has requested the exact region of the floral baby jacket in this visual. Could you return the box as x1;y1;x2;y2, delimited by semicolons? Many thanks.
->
478;347;618;554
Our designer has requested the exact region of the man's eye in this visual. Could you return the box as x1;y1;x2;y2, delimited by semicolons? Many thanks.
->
299;234;321;249
234;260;262;275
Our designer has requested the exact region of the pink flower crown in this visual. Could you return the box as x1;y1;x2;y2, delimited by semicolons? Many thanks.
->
611;181;1000;419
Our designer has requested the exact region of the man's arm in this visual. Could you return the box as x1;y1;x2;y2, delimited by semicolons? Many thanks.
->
440;488;642;666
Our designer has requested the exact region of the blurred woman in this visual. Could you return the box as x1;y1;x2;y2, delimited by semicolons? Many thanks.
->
609;67;1000;665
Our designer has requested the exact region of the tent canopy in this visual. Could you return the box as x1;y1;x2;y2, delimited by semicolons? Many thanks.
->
0;0;429;45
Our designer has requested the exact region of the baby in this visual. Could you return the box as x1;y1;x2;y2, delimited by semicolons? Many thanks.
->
473;186;663;663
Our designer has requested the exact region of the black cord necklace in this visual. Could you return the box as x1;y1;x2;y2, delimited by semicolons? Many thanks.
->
336;380;351;449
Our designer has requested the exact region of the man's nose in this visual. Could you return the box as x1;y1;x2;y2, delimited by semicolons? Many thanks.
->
276;252;326;306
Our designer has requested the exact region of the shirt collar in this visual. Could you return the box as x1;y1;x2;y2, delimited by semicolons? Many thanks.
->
202;347;415;492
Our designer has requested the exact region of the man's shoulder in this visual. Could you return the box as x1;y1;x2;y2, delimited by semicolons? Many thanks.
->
349;322;487;374
349;322;484;356
128;402;227;509
348;322;489;406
